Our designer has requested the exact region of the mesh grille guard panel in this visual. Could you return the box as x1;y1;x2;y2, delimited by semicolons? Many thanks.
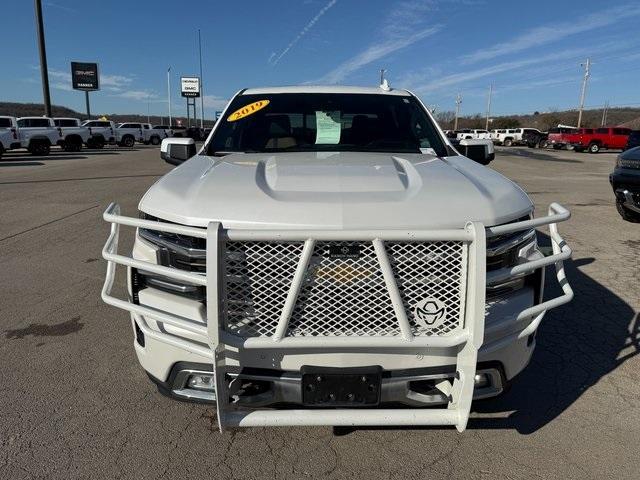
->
223;240;466;338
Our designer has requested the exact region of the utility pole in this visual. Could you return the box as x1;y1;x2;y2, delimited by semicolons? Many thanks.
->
577;58;591;128
34;0;51;117
198;29;204;128
167;67;172;126
601;100;609;126
454;93;462;130
147;94;150;124
485;84;493;130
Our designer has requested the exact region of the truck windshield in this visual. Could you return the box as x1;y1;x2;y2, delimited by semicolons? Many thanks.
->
206;93;447;156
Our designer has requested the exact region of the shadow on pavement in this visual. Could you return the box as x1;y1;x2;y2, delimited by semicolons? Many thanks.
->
499;148;584;164
0;161;44;167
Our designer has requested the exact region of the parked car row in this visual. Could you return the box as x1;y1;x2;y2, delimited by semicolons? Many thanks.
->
0;115;212;158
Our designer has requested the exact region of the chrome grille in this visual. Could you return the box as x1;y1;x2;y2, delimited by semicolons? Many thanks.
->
223;240;467;338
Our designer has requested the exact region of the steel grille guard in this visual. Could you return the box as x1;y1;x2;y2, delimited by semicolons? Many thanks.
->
101;202;573;431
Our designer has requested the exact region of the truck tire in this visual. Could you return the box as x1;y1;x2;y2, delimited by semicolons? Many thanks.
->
0;144;4;159
588;142;600;154
574;146;584;153
63;136;82;152
552;144;561;150
28;140;50;156
503;138;513;147
120;135;135;148
150;135;161;146
538;139;548;149
616;201;640;223
92;137;105;149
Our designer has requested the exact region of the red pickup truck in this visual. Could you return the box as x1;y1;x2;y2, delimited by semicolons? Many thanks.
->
571;127;632;153
547;127;576;149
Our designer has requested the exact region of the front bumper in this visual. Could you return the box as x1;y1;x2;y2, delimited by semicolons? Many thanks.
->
610;168;640;212
101;203;572;431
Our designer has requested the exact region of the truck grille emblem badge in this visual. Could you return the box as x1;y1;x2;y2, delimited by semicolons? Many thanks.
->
413;298;447;328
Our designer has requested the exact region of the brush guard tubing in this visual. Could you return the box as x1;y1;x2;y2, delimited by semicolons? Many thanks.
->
100;202;573;431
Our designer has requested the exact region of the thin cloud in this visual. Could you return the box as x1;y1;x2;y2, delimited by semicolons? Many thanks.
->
270;0;338;66
44;2;77;13
115;90;157;101
313;0;449;84
461;3;640;64
413;44;621;94
317;25;442;84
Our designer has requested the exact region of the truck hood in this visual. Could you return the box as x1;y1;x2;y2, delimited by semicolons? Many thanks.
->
139;151;532;229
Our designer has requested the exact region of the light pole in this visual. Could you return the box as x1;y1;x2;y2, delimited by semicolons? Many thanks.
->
577;58;591;128
454;93;462;131
34;0;51;117
198;29;205;128
485;84;493;131
167;67;172;126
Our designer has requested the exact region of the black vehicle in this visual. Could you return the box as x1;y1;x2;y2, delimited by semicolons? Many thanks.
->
523;130;548;148
185;127;206;141
624;130;640;151
610;146;640;222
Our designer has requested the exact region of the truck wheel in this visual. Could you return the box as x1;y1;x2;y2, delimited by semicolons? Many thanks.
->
28;141;50;156
93;137;105;149
552;144;561;150
0;144;4;159
538;139;548;149
574;146;584;153
64;137;82;152
150;135;161;146
120;135;135;148
503;138;513;147
588;142;600;154
616;201;640;223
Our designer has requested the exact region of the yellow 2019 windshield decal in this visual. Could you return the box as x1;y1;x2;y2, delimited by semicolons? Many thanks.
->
227;100;270;122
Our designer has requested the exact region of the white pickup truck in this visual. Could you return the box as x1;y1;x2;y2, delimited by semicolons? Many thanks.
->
455;129;492;140
82;119;117;149
53;118;91;152
116;122;163;147
491;128;541;146
0;116;19;159
101;85;573;432
15;117;62;155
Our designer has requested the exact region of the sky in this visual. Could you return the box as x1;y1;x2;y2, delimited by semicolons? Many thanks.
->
2;0;640;120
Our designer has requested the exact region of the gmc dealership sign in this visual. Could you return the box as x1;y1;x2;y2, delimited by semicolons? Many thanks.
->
71;62;99;91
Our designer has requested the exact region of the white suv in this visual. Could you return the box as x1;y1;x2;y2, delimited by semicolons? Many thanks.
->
101;86;573;432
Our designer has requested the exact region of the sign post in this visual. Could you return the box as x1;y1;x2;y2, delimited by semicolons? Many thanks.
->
181;76;200;128
71;62;99;118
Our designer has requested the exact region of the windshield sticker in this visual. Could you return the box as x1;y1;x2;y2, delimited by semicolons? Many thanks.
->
227;100;270;122
315;111;341;144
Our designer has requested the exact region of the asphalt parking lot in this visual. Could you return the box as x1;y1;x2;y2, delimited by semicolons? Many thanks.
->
0;145;638;479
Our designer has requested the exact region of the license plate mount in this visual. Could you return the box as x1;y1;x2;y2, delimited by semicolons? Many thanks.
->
301;366;382;407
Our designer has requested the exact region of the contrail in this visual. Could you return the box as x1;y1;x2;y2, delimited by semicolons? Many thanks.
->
270;0;338;66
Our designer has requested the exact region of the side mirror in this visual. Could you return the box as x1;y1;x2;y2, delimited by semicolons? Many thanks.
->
457;139;495;165
160;138;196;166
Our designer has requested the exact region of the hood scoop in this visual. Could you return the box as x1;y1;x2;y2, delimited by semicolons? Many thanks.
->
256;152;425;201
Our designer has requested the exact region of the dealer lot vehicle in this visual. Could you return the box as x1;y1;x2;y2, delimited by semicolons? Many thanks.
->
116;123;145;147
456;128;491;140
0;116;19;159
140;123;163;146
82;120;117;148
101;85;573;432
610;146;640;222
571;127;631;153
16;116;62;155
153;125;172;139
523;129;548;148
53;118;91;152
547;127;576;150
623;130;640;151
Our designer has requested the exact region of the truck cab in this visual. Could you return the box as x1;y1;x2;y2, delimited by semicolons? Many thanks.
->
100;85;573;432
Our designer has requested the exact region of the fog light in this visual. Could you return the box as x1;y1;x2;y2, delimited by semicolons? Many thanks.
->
474;373;490;388
187;374;215;391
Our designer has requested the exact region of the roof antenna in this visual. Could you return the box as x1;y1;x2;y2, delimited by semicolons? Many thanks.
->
379;68;391;91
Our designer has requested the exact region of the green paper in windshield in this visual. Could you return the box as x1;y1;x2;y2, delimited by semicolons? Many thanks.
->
315;111;341;144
